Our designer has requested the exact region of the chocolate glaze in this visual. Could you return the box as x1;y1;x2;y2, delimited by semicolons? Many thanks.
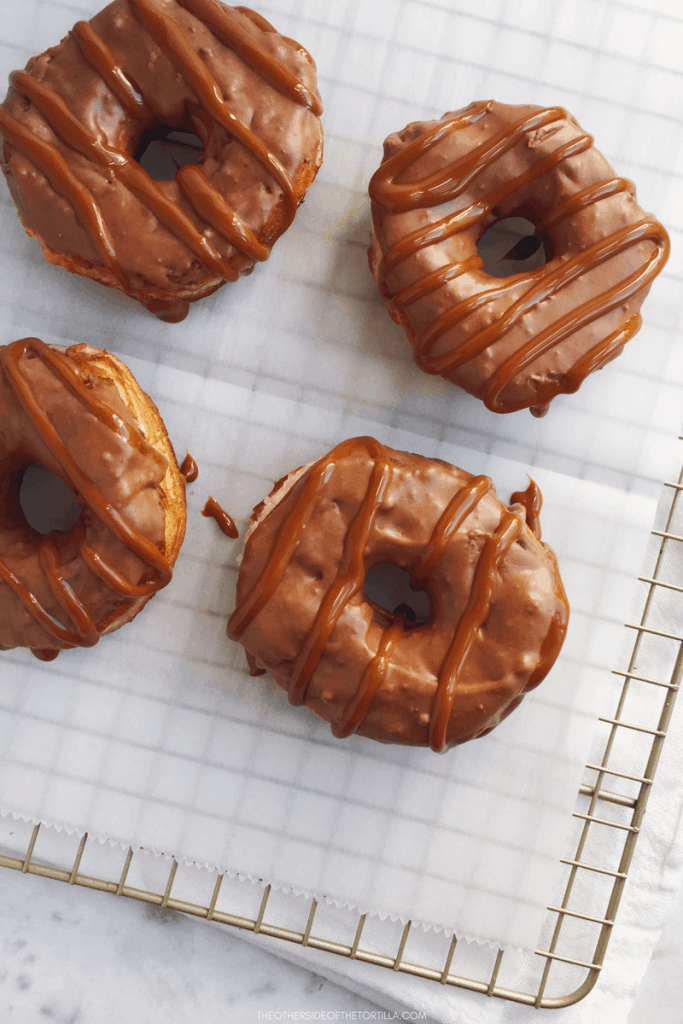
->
368;101;669;415
202;494;238;537
228;438;569;750
0;1;323;320
0;338;183;657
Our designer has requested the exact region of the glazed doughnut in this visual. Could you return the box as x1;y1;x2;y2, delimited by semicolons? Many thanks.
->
0;338;186;661
0;0;323;323
368;101;669;416
227;437;568;751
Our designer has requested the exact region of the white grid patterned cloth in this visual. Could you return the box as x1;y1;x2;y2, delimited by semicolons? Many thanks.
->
0;0;682;970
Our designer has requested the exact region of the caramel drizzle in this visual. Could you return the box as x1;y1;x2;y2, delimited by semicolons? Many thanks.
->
71;20;149;121
429;507;524;753
0;106;126;287
333;611;405;740
180;452;199;482
287;440;392;706
129;0;295;211
370;103;670;411
510;477;543;540
202;495;239;538
0;338;172;651
175;0;322;116
228;439;535;750
412;474;492;585
1;0;318;296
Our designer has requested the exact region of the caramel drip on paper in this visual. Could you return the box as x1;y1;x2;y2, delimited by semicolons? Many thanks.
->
202;495;239;538
429;507;524;753
229;439;534;750
0;338;172;654
510;477;542;540
1;0;317;309
370;103;670;411
180;452;199;482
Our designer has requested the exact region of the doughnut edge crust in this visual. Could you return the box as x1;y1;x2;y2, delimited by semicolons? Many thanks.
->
368;101;669;416
0;1;324;322
0;338;187;661
227;437;569;751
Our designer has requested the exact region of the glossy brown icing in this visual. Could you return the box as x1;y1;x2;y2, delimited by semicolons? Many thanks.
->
228;438;569;750
202;495;238;537
0;338;186;658
369;101;669;415
0;1;323;320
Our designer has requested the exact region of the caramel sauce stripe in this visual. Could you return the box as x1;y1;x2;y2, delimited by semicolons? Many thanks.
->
176;0;322;115
535;176;635;234
288;440;392;706
389;254;482;312
39;537;99;644
176;164;269;265
422;219;668;382
0;554;78;645
333;612;405;739
369;100;493;213
483;221;669;411
335;473;495;740
371;105;567;214
37;340;155;458
429;508;524;753
226;444;353;640
412;474;492;585
75;522;162;598
379;203;487;278
561;313;641;393
71;19;149;120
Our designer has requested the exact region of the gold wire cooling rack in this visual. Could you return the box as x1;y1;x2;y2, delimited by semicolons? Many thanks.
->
0;450;682;1011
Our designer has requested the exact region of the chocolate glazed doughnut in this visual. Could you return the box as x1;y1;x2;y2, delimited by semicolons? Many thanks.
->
228;438;569;751
368;101;669;416
0;338;186;661
0;1;323;322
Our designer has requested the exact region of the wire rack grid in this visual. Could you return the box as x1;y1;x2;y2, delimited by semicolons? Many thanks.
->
0;446;682;1011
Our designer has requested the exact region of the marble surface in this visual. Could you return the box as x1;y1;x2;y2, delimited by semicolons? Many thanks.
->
0;859;680;1023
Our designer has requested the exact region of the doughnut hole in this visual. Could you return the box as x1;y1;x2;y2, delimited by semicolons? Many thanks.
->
363;562;431;627
19;463;81;535
477;215;549;278
134;126;204;181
